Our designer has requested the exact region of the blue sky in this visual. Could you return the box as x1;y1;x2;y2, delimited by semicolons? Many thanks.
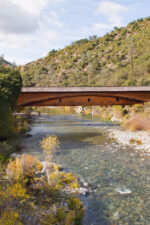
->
0;0;149;65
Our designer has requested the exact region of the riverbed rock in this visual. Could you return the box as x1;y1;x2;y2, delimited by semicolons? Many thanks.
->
109;129;150;152
63;186;89;195
84;166;89;170
10;153;21;161
71;187;89;195
41;161;63;176
115;187;132;196
76;106;85;114
78;177;89;188
78;188;89;195
58;164;63;171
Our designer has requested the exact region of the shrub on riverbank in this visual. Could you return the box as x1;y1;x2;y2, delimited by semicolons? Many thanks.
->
40;136;60;162
123;115;150;131
0;141;21;163
79;103;150;132
0;103;16;139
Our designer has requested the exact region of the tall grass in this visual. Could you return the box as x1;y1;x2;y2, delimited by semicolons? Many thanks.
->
123;115;150;131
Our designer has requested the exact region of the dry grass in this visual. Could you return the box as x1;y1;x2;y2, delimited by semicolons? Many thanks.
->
130;138;143;145
123;115;150;132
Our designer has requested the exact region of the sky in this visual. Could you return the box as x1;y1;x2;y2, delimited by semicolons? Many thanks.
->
0;0;150;65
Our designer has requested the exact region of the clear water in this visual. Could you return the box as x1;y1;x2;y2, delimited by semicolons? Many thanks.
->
21;114;150;225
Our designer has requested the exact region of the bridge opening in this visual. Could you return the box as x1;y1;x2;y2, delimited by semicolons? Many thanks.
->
116;97;119;102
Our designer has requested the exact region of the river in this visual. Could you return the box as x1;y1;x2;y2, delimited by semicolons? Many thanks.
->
20;113;150;225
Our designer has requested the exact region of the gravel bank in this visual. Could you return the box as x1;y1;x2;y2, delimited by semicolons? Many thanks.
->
108;128;150;153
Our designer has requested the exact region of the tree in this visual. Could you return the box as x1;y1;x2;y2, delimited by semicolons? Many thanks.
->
0;66;22;109
89;35;97;41
127;38;136;77
0;66;22;138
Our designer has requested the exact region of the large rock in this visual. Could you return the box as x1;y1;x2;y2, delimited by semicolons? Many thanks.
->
10;153;21;161
78;188;89;195
41;161;63;176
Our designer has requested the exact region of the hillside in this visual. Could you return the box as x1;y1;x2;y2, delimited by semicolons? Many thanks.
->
21;17;150;87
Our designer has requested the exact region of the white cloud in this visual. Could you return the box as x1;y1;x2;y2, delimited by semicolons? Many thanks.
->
0;31;33;53
0;0;38;33
95;1;127;16
94;23;111;31
0;0;64;34
0;0;65;64
42;30;60;40
12;0;64;16
95;1;127;27
49;11;63;26
13;0;51;16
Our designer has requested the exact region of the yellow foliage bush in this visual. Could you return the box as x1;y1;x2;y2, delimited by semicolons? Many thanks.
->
130;138;143;145
48;171;79;190
6;154;42;182
68;197;83;210
65;210;75;225
5;183;29;199
0;210;23;225
0;135;84;225
40;136;60;161
57;208;66;221
40;214;58;225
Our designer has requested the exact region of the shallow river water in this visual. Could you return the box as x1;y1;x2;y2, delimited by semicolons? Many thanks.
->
21;113;150;225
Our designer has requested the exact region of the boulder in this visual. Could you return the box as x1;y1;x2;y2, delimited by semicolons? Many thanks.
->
78;188;89;195
10;153;21;161
41;161;63;176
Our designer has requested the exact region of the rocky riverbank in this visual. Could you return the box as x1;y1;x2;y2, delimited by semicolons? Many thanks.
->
108;128;150;154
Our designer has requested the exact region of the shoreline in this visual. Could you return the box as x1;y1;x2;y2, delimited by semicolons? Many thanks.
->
108;127;150;154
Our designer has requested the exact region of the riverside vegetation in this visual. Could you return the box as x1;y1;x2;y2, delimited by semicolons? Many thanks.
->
0;65;25;163
0;65;22;139
0;65;31;163
79;103;150;131
0;136;84;225
0;65;84;224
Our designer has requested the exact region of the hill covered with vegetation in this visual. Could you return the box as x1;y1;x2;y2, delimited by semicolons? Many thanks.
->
21;17;150;87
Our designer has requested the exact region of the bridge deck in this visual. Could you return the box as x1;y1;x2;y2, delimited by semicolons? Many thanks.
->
22;87;150;92
18;87;150;107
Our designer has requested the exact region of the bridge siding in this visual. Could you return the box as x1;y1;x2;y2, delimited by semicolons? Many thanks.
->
17;87;150;107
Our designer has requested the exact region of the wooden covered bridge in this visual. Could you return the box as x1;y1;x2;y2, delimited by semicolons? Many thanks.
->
17;87;150;107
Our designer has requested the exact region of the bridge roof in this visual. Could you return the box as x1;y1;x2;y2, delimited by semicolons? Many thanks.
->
22;87;150;92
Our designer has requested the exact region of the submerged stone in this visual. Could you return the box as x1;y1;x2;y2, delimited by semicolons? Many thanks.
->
115;187;132;195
